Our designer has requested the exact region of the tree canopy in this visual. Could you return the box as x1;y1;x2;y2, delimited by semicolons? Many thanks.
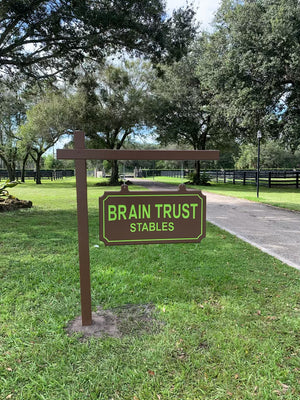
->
2;0;300;182
19;91;73;183
0;0;196;80
72;61;153;184
208;0;300;149
0;77;27;180
148;37;235;182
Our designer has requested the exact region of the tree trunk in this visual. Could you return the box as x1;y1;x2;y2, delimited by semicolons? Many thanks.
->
193;132;208;184
21;152;30;183
35;153;42;184
2;158;16;181
109;160;119;185
192;160;201;184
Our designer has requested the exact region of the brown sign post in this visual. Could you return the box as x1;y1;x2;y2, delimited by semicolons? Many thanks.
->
57;131;219;326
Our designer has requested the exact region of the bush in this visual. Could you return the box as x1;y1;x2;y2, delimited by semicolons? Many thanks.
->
0;179;20;198
187;171;211;185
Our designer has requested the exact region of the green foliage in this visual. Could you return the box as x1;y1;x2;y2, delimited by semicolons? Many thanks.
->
150;49;213;151
187;171;211;185
0;1;196;80
262;141;300;169
149;37;237;182
72;61;155;184
235;141;300;169
210;0;300;150
0;179;20;198
19;91;73;184
0;78;27;180
235;144;257;170
43;155;64;170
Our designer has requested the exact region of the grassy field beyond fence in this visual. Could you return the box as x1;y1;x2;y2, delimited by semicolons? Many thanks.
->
1;178;299;399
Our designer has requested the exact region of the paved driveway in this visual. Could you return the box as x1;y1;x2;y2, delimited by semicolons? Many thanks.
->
131;179;300;270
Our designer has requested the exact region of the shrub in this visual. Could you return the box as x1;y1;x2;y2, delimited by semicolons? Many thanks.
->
0;179;20;198
187;171;211;185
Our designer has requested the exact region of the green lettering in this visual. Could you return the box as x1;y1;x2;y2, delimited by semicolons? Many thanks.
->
128;205;137;219
108;205;117;221
142;204;151;219
173;204;181;219
182;203;190;219
155;222;162;231
149;222;156;231
118;205;127;220
163;204;172;218
162;222;168;231
190;203;198;219
155;204;163;218
130;223;136;232
142;223;149;232
169;222;174;231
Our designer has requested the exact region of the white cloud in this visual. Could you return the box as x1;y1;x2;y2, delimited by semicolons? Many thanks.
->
166;0;221;30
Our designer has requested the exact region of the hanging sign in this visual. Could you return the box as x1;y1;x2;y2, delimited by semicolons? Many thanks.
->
99;184;206;246
57;131;219;325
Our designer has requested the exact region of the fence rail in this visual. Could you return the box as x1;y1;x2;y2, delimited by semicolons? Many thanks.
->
206;170;299;188
0;169;74;181
141;169;300;189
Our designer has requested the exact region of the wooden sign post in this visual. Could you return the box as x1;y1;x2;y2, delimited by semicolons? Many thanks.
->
57;131;219;326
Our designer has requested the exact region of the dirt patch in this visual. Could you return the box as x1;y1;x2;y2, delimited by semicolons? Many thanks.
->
0;197;32;212
66;304;163;339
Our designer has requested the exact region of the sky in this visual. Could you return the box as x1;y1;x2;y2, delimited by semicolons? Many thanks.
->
166;0;221;30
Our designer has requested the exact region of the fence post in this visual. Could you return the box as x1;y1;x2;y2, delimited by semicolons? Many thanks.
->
296;172;299;189
233;170;235;184
216;170;218;183
268;171;271;188
243;171;246;185
224;170;226;183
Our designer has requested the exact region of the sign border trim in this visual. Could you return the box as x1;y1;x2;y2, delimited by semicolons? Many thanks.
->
101;191;205;244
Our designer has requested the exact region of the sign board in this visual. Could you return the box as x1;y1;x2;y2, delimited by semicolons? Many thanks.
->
99;184;206;246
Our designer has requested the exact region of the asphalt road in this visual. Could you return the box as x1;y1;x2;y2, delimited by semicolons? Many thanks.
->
131;179;300;270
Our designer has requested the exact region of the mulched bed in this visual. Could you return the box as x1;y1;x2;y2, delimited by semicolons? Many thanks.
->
0;197;32;212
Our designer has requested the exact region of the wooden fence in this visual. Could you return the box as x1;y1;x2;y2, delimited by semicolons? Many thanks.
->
142;169;300;189
0;169;74;181
207;170;299;188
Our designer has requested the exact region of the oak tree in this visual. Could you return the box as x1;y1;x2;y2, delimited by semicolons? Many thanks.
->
72;61;153;184
19;91;73;183
0;0;196;80
210;0;300;150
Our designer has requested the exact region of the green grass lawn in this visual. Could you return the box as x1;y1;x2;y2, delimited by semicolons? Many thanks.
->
152;176;300;212
1;178;299;399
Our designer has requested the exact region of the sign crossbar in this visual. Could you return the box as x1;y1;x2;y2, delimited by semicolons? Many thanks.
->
57;148;219;161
